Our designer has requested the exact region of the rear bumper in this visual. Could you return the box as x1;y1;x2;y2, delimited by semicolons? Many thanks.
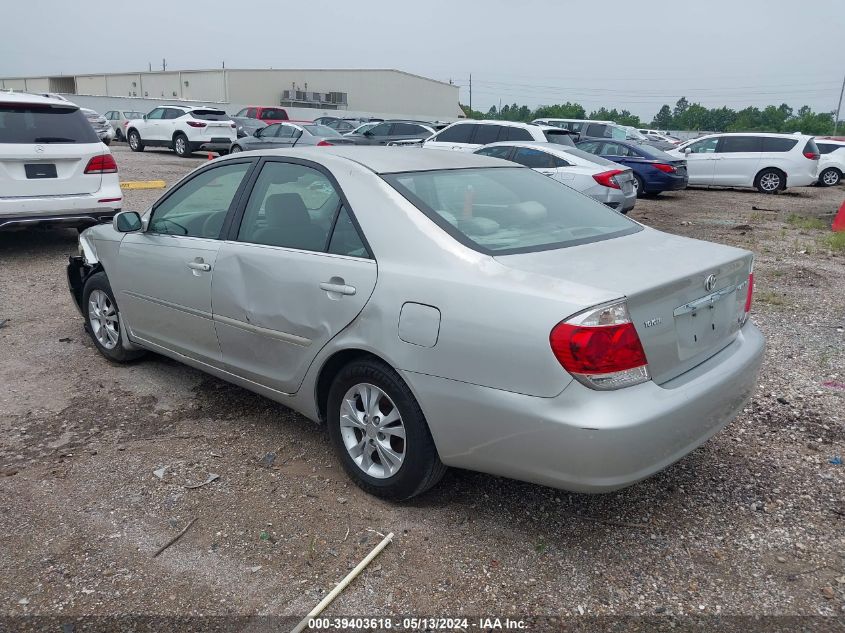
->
786;172;818;187
195;138;235;152
645;172;688;192
0;189;122;230
405;322;764;493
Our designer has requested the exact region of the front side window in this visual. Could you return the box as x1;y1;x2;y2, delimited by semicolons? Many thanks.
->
260;123;281;137
385;167;639;255
816;142;839;155
148;162;251;237
472;124;502;145
585;123;610;138
432;123;473;143
718;136;762;153
688;137;719;154
146;108;165;120
237;162;341;252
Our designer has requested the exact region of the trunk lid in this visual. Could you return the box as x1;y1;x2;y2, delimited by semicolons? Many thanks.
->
0;143;104;197
495;228;752;384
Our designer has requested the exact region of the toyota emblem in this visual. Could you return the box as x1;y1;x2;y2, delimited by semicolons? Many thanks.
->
704;274;717;292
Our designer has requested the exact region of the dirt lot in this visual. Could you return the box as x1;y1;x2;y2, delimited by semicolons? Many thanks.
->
1;144;844;626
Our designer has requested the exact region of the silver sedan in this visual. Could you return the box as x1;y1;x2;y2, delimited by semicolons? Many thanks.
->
67;148;764;500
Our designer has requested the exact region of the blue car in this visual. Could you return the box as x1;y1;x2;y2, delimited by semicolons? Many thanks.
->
577;139;688;197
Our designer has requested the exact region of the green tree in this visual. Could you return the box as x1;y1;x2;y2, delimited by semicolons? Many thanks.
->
673;97;690;119
652;105;673;129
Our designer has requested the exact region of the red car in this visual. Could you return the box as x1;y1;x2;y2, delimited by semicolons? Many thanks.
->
233;106;311;125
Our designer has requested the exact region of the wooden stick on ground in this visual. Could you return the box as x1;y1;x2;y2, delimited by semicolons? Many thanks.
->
290;532;394;633
153;518;198;558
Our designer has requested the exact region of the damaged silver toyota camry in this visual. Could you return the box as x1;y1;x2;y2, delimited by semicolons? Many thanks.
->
67;147;764;500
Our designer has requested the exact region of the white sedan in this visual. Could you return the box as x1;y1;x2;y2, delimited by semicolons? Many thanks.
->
475;141;636;213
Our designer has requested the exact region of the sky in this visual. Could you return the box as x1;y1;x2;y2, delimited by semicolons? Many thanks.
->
2;0;844;121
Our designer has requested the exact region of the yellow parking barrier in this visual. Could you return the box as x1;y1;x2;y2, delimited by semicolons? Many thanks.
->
120;180;167;190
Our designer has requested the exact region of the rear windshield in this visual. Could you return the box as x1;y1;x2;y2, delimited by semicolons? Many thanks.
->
303;125;342;137
384;167;640;255
0;104;100;144
633;143;677;160
543;130;575;146
260;108;288;120
191;109;230;121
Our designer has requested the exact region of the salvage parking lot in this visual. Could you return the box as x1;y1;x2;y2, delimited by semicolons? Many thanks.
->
1;145;844;619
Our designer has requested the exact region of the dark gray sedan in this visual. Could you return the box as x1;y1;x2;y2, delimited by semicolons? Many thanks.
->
229;122;345;152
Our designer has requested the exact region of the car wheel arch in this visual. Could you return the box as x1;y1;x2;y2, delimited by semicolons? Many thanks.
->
315;348;391;424
754;166;787;190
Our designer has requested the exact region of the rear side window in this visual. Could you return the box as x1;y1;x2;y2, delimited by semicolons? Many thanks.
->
260;108;288;120
237;161;341;252
191;109;230;121
0;104;100;144
472;125;501;145
577;140;603;154
475;146;513;160
817;142;843;155
328;206;370;258
392;122;430;136
760;137;798;152
503;126;532;141
512;147;555;169
718;136;762;153
602;142;634;157
164;108;184;119
434;123;474;143
385;167;640;255
585;123;610;138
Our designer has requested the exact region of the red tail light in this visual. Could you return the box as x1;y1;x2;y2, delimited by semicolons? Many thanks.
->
803;151;819;160
317;140;333;146
592;169;624;189
84;154;118;174
652;162;677;173
187;121;207;128
550;300;650;390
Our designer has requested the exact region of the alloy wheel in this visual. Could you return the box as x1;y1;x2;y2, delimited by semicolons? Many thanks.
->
175;136;186;155
88;289;119;350
129;134;138;150
822;169;840;186
759;172;781;192
339;383;406;479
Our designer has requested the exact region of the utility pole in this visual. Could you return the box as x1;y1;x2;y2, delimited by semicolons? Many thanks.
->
148;62;152;72
162;58;167;72
469;73;472;114
834;72;845;135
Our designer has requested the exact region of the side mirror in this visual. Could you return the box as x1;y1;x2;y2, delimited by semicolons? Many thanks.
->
254;128;263;138
143;114;147;120
683;147;692;155
113;211;142;233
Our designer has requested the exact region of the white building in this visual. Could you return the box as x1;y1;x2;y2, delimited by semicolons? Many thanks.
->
0;68;463;121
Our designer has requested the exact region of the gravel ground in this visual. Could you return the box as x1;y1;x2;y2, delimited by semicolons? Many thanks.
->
1;144;844;627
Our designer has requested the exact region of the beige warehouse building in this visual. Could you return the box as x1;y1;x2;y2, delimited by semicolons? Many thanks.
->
0;68;463;121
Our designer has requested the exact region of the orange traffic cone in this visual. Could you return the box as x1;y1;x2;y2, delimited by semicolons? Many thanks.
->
207;151;214;160
834;198;845;232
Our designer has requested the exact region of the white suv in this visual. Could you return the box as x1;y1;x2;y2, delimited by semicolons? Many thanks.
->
0;92;122;230
667;133;819;193
126;105;236;157
816;139;845;187
422;120;575;151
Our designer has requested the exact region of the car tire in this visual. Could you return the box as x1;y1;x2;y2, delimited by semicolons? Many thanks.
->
173;133;191;158
230;145;242;153
102;138;111;146
819;167;841;187
217;149;229;156
115;129;125;142
82;271;145;363
633;174;646;198
754;168;784;194
128;130;144;152
327;358;446;500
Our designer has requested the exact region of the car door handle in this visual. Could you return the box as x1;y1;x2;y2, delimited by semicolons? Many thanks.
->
319;282;356;296
187;260;211;272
